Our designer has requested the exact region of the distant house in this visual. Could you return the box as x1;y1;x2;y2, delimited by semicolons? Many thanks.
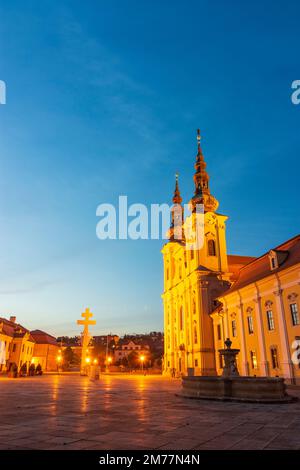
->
31;330;60;371
93;334;119;346
114;340;150;363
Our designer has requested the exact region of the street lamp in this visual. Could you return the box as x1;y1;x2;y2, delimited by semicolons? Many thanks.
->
56;355;62;374
93;358;98;365
105;356;112;373
140;355;145;373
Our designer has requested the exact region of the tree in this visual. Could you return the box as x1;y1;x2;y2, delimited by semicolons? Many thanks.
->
121;356;129;368
127;351;140;369
63;346;75;367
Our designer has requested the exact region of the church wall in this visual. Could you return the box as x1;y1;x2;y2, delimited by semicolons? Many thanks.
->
214;264;300;384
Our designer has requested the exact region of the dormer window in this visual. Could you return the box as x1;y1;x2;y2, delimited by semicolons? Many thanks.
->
268;249;288;271
269;250;278;270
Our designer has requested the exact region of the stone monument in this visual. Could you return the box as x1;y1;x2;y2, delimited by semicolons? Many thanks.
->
219;337;240;377
77;307;96;376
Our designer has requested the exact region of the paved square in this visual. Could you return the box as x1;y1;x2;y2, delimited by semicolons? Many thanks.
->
0;374;300;450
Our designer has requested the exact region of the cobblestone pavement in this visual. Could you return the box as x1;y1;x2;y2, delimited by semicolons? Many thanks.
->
0;374;300;450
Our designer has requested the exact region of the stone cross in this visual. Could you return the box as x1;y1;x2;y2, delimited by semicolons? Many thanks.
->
77;308;96;374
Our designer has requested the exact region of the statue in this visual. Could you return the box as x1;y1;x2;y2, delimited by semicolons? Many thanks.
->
219;338;240;377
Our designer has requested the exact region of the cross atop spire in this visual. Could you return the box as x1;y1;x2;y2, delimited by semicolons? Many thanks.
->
173;172;182;205
190;128;219;212
197;128;201;149
168;173;184;242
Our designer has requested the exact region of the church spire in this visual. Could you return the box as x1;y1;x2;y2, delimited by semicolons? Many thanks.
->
168;173;184;242
173;172;182;205
190;129;219;212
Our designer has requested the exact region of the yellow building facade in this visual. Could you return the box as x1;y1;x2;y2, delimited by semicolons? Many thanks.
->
0;317;59;373
212;236;300;384
162;131;300;384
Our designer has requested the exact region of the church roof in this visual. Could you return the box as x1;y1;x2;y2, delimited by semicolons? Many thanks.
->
224;234;300;295
227;254;257;265
30;329;58;345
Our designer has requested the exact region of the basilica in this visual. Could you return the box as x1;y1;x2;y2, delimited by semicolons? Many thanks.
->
162;131;300;384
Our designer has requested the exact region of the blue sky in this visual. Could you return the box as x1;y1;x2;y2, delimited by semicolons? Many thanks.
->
0;0;299;336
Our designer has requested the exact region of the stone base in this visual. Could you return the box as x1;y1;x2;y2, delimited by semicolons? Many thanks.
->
180;376;295;403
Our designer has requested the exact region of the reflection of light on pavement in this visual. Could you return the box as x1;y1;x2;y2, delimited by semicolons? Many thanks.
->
51;376;59;402
136;377;146;423
81;380;89;413
103;375;113;411
50;375;60;416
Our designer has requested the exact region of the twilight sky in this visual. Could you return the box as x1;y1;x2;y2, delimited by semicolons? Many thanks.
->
0;0;299;337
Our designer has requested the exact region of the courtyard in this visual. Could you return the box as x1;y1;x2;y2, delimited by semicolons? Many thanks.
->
0;374;300;450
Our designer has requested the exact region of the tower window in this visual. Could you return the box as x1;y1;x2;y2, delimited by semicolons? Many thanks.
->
247;316;254;334
179;259;182;279
266;310;275;331
232;320;237;337
207;239;216;256
192;297;196;314
290;303;300;326
270;346;279;369
217;324;222;341
194;322;198;344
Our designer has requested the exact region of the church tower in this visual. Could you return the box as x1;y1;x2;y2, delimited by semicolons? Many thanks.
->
162;130;231;377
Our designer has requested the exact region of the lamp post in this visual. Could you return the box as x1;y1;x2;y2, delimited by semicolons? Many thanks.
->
105;356;112;373
56;354;62;374
140;355;145;373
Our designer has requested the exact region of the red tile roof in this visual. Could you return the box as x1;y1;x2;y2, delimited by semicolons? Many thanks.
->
30;330;58;345
0;317;29;338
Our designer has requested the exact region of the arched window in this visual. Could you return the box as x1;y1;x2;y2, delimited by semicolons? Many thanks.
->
208;239;216;256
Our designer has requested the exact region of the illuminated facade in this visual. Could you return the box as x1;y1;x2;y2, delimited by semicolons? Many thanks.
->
0;317;59;372
162;131;300;384
212;236;300;384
